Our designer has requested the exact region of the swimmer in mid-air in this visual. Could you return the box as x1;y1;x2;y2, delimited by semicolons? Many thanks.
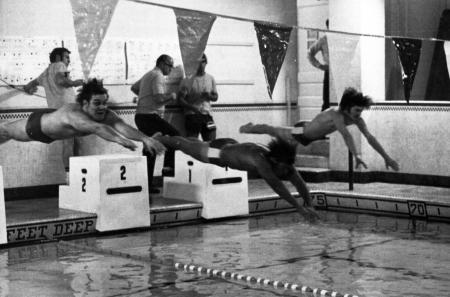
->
154;135;320;222
0;78;165;155
240;87;399;171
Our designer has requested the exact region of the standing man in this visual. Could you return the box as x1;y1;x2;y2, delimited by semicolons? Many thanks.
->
178;53;218;141
131;54;180;194
23;47;84;108
23;47;84;175
308;19;329;111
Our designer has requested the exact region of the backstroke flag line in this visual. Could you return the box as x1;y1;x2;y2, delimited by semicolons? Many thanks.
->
70;0;119;79
254;22;292;99
174;8;216;78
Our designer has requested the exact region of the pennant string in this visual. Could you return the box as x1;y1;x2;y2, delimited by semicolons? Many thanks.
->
125;0;450;43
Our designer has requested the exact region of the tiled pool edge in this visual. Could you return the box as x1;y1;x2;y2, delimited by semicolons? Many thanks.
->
4;190;450;246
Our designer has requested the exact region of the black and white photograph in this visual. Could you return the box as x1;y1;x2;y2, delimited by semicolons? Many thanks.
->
0;0;449;296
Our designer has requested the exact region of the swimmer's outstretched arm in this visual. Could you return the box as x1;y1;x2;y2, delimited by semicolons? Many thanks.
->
239;122;293;142
23;79;39;95
256;161;318;222
68;111;138;151
288;168;313;206
89;124;138;151
332;115;369;169
356;119;399;171
107;112;165;155
288;168;320;221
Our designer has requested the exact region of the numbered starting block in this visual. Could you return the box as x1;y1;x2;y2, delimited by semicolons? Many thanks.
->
163;151;249;219
0;166;7;244
59;154;150;232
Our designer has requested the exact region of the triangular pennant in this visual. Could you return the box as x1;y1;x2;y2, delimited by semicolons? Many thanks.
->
444;41;450;76
70;0;119;79
392;38;421;103
174;9;216;78
254;22;292;99
425;9;450;101
328;33;361;101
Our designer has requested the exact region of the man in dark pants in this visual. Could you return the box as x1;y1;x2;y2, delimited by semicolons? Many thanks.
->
178;53;218;141
308;19;330;111
131;54;180;194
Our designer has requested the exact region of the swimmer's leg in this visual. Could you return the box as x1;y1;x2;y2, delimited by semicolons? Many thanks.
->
62;138;76;171
155;135;210;163
239;122;293;142
0;119;30;144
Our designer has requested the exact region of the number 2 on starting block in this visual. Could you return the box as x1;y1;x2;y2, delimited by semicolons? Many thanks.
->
78;163;141;195
59;154;150;232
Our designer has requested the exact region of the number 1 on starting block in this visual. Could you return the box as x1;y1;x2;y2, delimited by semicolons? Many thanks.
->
163;151;249;219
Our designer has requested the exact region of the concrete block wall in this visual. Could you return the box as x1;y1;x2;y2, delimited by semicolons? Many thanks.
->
330;103;450;178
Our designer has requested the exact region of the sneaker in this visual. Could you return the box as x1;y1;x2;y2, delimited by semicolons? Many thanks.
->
162;167;174;177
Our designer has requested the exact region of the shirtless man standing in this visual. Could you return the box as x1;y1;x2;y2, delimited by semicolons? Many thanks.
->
240;87;399;171
0;79;165;156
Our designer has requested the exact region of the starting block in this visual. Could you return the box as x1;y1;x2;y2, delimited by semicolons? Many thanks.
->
0;166;7;244
59;154;150;232
163;151;249;219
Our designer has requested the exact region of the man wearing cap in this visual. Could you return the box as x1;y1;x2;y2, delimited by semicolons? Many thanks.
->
178;53;218;141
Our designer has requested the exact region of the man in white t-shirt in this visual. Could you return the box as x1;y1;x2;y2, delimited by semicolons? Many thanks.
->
131;54;179;194
24;47;84;108
24;47;84;175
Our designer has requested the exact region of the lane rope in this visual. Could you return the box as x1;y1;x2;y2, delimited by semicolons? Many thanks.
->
59;240;359;297
174;262;359;297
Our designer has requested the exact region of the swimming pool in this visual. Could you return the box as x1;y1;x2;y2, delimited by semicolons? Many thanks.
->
2;211;450;297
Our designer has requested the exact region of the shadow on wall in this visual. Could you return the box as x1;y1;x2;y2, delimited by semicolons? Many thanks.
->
425;9;450;101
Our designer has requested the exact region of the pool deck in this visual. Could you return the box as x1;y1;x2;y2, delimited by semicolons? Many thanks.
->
3;179;450;246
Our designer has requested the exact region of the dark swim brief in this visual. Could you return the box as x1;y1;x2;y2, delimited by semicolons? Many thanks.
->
291;126;328;146
207;138;238;164
292;133;314;146
209;138;238;149
289;126;313;146
25;109;56;144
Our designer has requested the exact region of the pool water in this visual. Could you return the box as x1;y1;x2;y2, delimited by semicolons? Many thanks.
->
1;211;450;297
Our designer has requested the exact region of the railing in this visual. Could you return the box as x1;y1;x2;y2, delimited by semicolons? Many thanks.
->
348;150;354;191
